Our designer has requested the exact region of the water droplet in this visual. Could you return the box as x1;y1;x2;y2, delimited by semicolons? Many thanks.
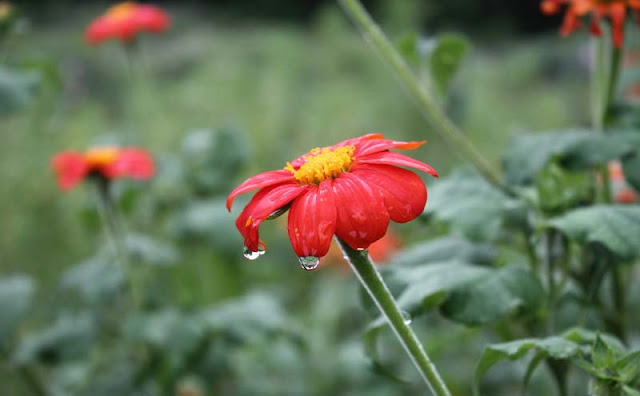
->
243;245;266;261
401;310;412;325
298;256;320;271
356;248;365;251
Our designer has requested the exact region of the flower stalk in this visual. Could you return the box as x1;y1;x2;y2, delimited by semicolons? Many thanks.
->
338;0;510;196
336;237;452;396
94;177;141;307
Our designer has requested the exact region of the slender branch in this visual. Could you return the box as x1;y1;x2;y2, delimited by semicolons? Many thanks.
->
338;0;511;196
336;237;452;396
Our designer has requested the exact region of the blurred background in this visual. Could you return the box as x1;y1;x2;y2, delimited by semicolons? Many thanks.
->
0;1;595;395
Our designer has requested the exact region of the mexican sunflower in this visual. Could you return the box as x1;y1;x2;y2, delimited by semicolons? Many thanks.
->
52;147;155;191
226;134;438;261
541;0;640;47
85;1;170;45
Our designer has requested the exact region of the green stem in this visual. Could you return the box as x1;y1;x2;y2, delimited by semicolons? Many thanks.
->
94;177;141;307
611;265;627;342
336;237;452;396
338;0;510;196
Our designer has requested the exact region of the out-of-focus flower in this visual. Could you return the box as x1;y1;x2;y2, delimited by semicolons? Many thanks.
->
85;2;170;45
608;160;638;203
541;0;640;47
52;146;155;191
227;134;437;264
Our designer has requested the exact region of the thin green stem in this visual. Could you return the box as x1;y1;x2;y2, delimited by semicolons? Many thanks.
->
336;237;452;396
94;177;141;307
338;0;511;196
611;265;627;343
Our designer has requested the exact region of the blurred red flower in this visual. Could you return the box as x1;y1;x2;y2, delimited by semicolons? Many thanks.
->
52;147;155;191
540;0;640;47
227;134;437;260
609;161;638;203
85;2;170;45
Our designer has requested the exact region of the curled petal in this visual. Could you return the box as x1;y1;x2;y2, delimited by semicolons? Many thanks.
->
238;183;308;252
226;170;295;210
354;138;426;157
352;164;427;223
51;151;89;191
102;148;155;180
287;180;337;257
332;173;390;250
355;151;438;177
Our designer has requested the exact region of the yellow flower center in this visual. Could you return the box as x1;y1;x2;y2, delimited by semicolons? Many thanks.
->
85;147;119;167
285;145;355;185
106;2;136;21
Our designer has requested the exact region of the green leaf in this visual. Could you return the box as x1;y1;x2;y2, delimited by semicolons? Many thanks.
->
423;169;519;241
441;265;544;325
593;335;616;371
199;293;297;341
396;32;419;65
547;205;640;258
62;254;125;303
473;337;580;396
171;198;241;255
0;66;40;115
14;313;94;365
0;275;35;344
503;130;592;185
623;384;640;396
535;161;593;212
181;127;250;195
616;351;640;384
389;236;495;267
429;33;469;95
122;233;179;265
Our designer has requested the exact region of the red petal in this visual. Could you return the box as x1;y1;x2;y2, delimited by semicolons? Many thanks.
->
135;5;171;32
51;151;89;191
560;9;582;36
609;4;626;48
355;151;438;177
287;180;337;257
102;148;155;180
332;173;390;250
227;170;295;211
237;183;308;252
351;164;427;223
354;138;426;156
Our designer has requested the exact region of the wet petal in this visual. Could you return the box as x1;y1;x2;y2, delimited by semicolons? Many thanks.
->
51;151;89;191
237;183;309;252
287;180;337;257
355;151;438;177
352;164;427;223
332;173;390;250
226;170;295;210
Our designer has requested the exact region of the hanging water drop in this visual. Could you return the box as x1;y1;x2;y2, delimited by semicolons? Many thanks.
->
298;256;320;271
401;310;412;325
243;245;266;261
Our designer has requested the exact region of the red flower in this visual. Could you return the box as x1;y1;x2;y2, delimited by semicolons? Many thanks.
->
226;134;437;262
85;2;170;45
541;0;640;47
52;146;155;191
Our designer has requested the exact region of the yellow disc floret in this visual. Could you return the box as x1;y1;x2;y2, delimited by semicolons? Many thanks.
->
285;145;356;185
85;147;119;167
107;2;136;20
